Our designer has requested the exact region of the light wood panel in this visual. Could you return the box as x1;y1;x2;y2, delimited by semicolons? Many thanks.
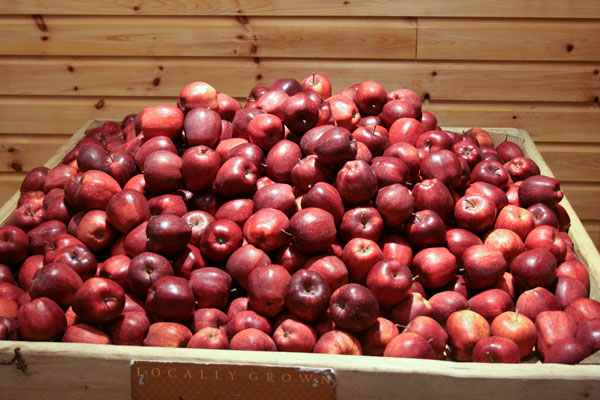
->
0;134;70;172
0;172;25;204
583;220;600;248
0;96;174;135
418;19;600;61
0;16;416;60
1;58;598;102
425;102;600;143
562;183;600;220
537;143;600;183
2;0;600;18
2;97;599;143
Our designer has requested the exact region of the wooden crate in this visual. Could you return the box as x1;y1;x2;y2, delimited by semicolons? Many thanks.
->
1;122;599;400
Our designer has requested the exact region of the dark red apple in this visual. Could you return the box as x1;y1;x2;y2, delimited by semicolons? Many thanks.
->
329;283;379;333
143;322;192;347
454;195;497;234
510;248;557;290
518;175;563;208
412;247;457;290
145;276;195;322
17;297;67;341
200;219;243;263
247;264;291;317
404;210;446;249
383;332;436;359
225;244;271;289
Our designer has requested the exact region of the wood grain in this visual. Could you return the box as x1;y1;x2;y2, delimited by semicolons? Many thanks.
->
418;19;600;61
0;172;25;205
425;102;600;143
0;16;416;60
0;341;599;400
0;134;71;172
583;220;600;248
2;97;600;143
562;183;600;220
1;58;598;102
3;0;600;18
537;143;600;183
0;96;174;135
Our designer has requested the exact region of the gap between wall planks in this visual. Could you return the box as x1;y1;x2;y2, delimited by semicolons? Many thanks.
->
2;0;600;18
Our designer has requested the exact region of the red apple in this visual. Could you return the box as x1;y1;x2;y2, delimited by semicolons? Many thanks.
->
389;293;434;327
301;73;332;98
510;248;557;290
247;264;291;317
17;297;67;341
495;205;535;240
518;175;563;208
273;319;317;353
428;291;468;325
454;195;497;234
404;210;447;249
383;332;437;360
62;323;111;344
412;247;457;290
187;326;229;350
446;310;491;361
178;81;218;112
313;330;362;355
524;225;567;263
143;322;192;347
243;208;290;252
535;310;577;359
284;269;331;323
515;287;561;322
200;219;243;263
289;208;337;255
329;283;379;333
225;244;271;289
491;311;537;359
472;336;520;363
0;225;29;267
467;289;514;322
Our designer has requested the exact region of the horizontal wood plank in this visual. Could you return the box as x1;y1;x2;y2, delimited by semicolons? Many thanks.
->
537;143;600;183
0;172;25;204
418;19;600;61
425;102;600;143
0;16;416;60
1;58;598;102
2;97;599;144
0;96;174;135
562;183;600;220
0;134;71;172
583;220;600;249
2;0;600;18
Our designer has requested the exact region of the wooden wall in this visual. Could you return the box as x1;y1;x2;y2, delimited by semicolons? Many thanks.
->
0;1;599;247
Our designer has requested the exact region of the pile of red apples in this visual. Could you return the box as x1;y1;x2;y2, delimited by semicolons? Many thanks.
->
1;74;599;365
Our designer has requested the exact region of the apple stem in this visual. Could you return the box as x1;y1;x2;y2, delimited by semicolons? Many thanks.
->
280;229;292;237
486;351;496;363
395;323;407;331
261;163;268;168
311;73;316;85
412;274;421;282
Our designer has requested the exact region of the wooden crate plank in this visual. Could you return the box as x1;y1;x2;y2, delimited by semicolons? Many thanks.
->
0;341;599;400
1;58;598;102
2;0;600;18
418;19;600;62
0;16;416;60
537;143;600;183
0;134;71;173
562;183;600;220
425;102;600;143
3;97;600;143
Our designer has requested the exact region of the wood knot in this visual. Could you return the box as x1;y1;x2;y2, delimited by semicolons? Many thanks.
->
431;71;437;77
594;69;599;75
73;86;78;91
566;43;574;52
7;147;15;153
153;78;161;86
67;65;75;72
1;347;27;373
133;6;140;11
254;57;260;64
40;36;49;41
256;74;263;80
236;16;249;25
158;65;164;71
512;115;517;119
32;15;48;32
95;99;105;109
250;43;258;54
10;162;22;172
423;93;430;101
